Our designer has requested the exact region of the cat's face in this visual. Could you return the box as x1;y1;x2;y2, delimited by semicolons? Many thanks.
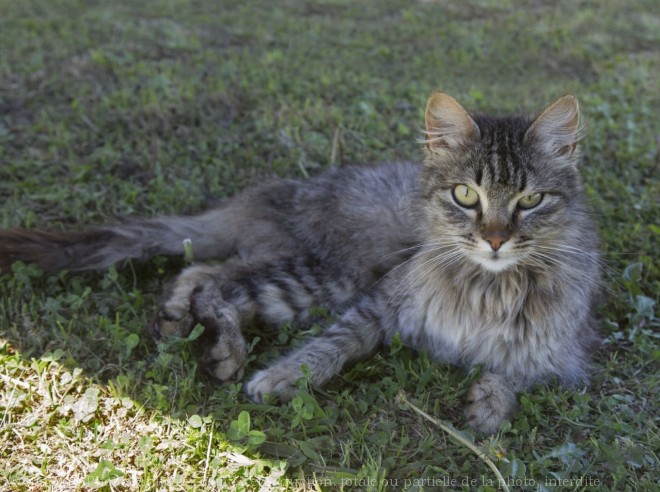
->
421;93;584;273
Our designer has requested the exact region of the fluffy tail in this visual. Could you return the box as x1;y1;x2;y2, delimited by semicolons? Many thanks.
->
0;211;236;273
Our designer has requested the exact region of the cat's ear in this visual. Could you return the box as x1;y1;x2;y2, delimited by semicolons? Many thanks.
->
424;92;480;153
525;95;583;157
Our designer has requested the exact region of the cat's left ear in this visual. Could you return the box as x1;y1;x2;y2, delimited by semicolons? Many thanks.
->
424;92;480;154
524;95;584;157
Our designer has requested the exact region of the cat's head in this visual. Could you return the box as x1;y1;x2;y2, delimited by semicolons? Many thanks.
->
420;92;587;273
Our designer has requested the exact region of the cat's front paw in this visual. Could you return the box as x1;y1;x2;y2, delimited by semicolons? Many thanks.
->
464;373;518;434
245;364;302;403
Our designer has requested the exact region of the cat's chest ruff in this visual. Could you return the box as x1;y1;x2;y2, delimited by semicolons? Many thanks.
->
395;264;543;366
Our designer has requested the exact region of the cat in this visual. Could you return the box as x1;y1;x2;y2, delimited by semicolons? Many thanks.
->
0;92;601;434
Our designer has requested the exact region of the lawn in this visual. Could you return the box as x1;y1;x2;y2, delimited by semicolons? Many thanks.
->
0;0;658;490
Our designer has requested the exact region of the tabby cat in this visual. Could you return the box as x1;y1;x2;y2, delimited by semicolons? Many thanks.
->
0;93;600;433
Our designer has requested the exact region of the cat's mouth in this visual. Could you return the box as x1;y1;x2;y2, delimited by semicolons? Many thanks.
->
456;235;524;273
470;249;520;273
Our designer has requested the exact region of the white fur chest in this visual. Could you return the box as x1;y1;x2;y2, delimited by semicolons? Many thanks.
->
389;262;572;382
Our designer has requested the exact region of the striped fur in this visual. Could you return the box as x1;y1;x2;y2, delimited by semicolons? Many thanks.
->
0;93;600;433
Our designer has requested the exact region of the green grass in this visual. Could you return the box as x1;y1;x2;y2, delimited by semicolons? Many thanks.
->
0;0;658;490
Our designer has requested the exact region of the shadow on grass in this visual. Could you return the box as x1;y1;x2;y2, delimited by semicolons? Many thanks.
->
3;256;473;487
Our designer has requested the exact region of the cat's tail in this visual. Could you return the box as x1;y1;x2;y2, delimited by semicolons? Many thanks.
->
0;210;237;273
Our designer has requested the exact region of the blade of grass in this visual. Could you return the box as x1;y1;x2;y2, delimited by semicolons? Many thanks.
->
203;420;214;485
397;391;510;492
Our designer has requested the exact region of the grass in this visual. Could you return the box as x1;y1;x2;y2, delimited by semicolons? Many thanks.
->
0;0;658;490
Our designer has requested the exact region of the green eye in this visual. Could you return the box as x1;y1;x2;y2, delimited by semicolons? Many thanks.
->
452;184;479;207
517;192;543;209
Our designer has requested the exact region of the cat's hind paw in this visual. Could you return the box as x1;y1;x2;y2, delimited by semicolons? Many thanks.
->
199;313;246;383
151;265;221;339
151;308;195;339
464;373;518;434
245;364;302;403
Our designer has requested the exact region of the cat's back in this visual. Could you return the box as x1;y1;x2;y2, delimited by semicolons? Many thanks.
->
288;161;423;276
303;161;420;217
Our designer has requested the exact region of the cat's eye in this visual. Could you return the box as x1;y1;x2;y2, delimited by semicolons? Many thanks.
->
517;192;543;209
452;185;479;207
453;185;479;207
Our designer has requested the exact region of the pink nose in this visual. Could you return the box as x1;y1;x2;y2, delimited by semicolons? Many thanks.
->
483;231;509;251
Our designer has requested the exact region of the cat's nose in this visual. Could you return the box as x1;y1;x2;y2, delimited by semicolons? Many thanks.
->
483;230;509;251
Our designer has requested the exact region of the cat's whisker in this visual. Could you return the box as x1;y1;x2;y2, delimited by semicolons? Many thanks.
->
390;252;467;311
524;252;615;294
378;243;424;259
532;244;619;279
536;243;605;258
390;248;463;293
387;249;465;304
378;237;468;260
370;242;461;290
532;246;604;266
524;241;617;273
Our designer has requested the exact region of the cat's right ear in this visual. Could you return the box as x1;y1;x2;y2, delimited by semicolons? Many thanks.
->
524;95;583;157
424;92;480;154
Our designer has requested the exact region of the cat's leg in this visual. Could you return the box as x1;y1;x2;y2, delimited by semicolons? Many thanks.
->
245;296;385;402
152;264;256;382
464;373;523;434
152;258;351;384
